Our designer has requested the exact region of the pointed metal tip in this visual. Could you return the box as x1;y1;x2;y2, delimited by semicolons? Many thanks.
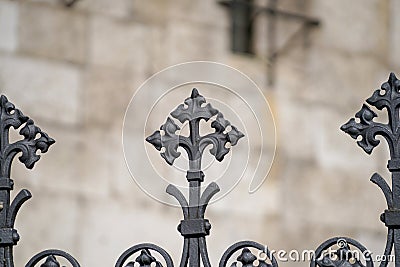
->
41;255;60;267
389;72;398;82
135;249;156;265
191;88;199;98
370;172;381;183
146;131;162;151
0;95;7;102
48;137;56;145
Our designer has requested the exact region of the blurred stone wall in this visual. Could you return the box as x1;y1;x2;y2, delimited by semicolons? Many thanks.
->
0;0;398;266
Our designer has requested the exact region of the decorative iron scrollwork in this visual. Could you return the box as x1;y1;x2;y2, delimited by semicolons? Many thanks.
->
146;88;244;166
340;104;380;154
146;88;245;267
2;73;399;267
219;241;277;267
341;73;400;267
0;95;55;174
115;243;174;267
341;73;400;156
0;95;59;267
25;250;80;267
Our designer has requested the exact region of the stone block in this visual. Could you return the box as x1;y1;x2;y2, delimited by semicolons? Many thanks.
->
160;19;228;67
222;55;268;90
75;0;133;19
89;16;153;73
389;0;400;68
82;66;137;127
274;98;316;159
72;127;114;197
18;2;88;64
280;159;387;233
0;53;81;125
130;0;169;25
212;169;280;217
0;1;18;52
167;0;229;29
108;136;148;204
283;49;389;113
310;0;388;56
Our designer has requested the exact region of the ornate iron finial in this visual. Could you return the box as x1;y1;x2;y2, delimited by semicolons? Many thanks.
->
0;95;81;267
341;72;400;157
340;73;400;267
146;88;244;167
0;95;60;267
0;95;55;175
145;88;245;267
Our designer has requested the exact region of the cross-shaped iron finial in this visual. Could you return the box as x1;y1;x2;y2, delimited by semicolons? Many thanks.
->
146;88;244;267
146;88;244;174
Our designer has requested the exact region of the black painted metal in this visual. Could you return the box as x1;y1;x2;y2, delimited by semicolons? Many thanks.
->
340;72;400;267
0;95;55;267
146;88;245;267
1;75;400;267
0;95;80;267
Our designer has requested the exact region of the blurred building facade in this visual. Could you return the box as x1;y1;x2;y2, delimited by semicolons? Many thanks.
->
0;0;399;266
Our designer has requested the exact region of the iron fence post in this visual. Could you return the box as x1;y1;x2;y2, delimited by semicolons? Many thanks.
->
0;95;55;267
146;88;245;267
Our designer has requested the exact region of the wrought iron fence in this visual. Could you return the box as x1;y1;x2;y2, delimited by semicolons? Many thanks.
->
0;73;399;267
